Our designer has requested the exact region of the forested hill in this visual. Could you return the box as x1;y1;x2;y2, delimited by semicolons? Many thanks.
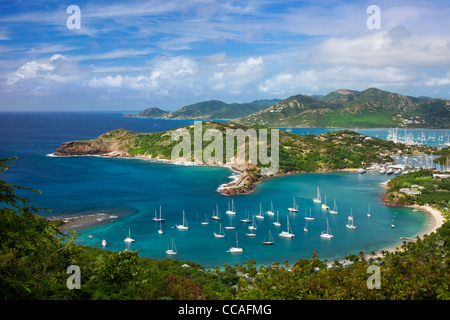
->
234;88;450;128
125;99;280;120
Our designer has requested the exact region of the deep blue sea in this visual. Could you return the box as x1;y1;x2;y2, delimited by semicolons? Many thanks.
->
1;112;446;268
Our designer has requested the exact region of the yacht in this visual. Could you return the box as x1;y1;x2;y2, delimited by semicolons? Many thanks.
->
262;230;275;245
313;186;321;203
176;210;189;230
320;218;334;239
165;238;177;255
288;197;299;212
279;216;295;238
124;228;135;243
227;232;243;253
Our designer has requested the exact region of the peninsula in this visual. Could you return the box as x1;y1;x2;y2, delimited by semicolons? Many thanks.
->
53;121;433;195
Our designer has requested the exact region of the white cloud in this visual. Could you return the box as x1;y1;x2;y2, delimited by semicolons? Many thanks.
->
88;75;124;88
306;26;450;67
7;54;81;85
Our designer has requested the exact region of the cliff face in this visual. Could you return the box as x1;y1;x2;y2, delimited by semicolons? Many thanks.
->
53;128;133;158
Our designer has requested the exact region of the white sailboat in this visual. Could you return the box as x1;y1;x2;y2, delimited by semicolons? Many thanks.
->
224;215;235;230
152;205;166;222
227;232;243;253
248;215;257;231
321;195;329;210
201;214;209;225
255;202;264;219
214;223;226;238
176;210;189;230
304;220;308;232
329;199;338;214
124;228;135;243
367;204;371;217
262;230;274;245
273;210;281;227
346;209;356;229
226;199;236;215
240;210;251;223
266;201;275;216
165;238;177;255
212;205;221;220
320;218;334;239
279;216;295;238
304;207;315;221
288;197;299;212
313;186;321;203
158;221;163;234
102;238;107;247
245;225;256;237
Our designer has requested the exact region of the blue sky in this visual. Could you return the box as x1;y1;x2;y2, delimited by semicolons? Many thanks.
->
0;0;449;111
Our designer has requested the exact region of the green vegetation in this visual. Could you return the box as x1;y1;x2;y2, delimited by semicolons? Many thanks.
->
384;170;450;218
235;88;450;128
128;99;280;120
1;157;449;300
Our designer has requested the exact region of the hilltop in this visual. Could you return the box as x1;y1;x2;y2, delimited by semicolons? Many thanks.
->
235;88;450;128
125;99;279;120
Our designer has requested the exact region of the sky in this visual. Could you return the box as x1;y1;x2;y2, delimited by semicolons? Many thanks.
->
0;0;449;111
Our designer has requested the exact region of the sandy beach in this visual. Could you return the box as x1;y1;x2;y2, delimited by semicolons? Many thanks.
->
359;204;446;261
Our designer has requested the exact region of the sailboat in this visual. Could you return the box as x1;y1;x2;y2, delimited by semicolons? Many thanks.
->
346;209;356;229
224;215;235;230
176;210;189;230
245;226;256;237
248;215;257;231
124;228;135;243
313;186;321;203
212;205;221;220
273;210;281;227
304;207;315;220
321;195;329;210
329;199;338;214
367;204;371;217
256;202;264;219
262;230;274;245
320;218;334;239
279;216;295;238
201;214;209;225
288;197;299;212
304;220;308;232
214;223;226;238
152;205;166;222
240;210;251;223
158;221;163;234
266;201;275;216
226;199;236;215
227;232;243;253
165;238;177;255
102;238;107;247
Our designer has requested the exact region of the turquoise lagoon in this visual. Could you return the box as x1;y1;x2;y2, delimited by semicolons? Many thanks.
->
0;112;441;268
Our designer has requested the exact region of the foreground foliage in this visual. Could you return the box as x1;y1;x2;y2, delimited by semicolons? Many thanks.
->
1;157;449;300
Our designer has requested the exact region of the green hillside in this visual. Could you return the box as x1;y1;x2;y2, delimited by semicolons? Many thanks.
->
126;99;280;120
235;88;450;128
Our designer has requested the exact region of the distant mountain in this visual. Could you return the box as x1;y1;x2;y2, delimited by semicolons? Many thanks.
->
124;107;169;118
125;99;280;120
235;88;450;128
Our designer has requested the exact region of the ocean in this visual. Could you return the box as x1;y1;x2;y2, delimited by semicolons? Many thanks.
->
1;112;446;268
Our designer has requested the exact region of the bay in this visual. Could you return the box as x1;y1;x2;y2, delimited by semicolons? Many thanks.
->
1;112;444;268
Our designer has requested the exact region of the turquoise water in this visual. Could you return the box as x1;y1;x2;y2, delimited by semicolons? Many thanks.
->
0;112;436;268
